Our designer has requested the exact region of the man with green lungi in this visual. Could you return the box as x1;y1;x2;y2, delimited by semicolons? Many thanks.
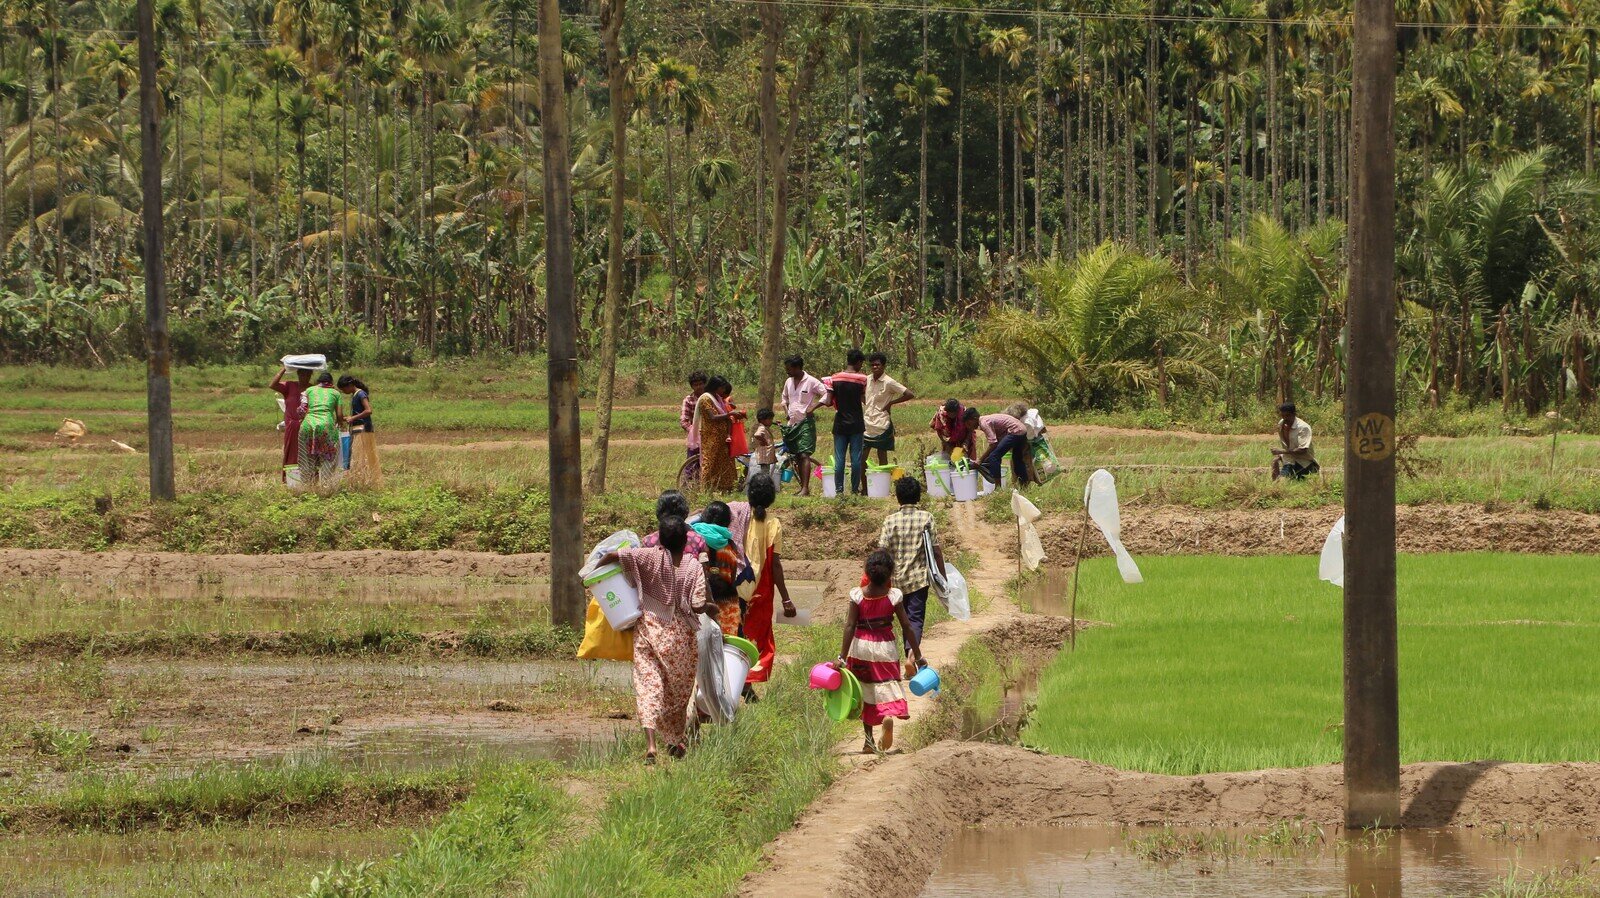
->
781;355;828;497
864;351;915;466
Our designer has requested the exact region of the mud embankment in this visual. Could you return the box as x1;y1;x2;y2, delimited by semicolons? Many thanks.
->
741;742;1600;898
1040;503;1600;561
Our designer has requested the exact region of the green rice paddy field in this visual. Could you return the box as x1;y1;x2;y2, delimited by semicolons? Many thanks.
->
1025;553;1600;775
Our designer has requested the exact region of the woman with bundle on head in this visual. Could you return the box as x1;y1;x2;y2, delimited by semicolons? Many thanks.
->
297;372;345;494
337;375;382;489
594;515;715;764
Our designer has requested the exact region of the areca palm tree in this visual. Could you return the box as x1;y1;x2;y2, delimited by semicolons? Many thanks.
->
636;55;712;322
982;26;1028;272
893;70;950;308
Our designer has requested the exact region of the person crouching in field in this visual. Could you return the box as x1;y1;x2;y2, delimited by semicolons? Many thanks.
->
835;549;925;754
595;516;715;765
1271;402;1320;481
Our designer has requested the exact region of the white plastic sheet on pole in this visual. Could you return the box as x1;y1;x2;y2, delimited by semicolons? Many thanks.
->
1011;490;1047;571
1084;469;1143;584
1319;516;1346;587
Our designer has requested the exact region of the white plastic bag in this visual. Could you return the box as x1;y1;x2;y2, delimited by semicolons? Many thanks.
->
1020;525;1047;572
1022;408;1047;440
1010;490;1043;524
693;615;735;723
924;530;947;595
935;564;971;620
1319;516;1346;587
1085;469;1143;584
578;530;644;581
280;353;327;371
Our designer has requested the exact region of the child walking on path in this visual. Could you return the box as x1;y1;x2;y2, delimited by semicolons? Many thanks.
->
835;549;925;754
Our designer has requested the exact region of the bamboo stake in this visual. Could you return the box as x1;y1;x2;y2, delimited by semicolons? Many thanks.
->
1068;500;1089;650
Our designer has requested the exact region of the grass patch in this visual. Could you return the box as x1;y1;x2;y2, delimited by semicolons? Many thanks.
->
302;632;842;897
1024;554;1600;774
1480;864;1600;898
0;762;473;833
2;626;577;661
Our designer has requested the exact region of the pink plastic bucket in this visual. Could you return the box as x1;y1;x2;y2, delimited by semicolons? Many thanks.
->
809;662;842;691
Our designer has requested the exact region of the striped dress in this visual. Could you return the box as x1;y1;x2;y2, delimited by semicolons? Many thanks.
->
846;586;909;726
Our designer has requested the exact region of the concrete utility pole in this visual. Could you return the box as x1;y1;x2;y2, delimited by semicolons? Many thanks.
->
1344;0;1401;828
539;0;586;629
137;0;176;502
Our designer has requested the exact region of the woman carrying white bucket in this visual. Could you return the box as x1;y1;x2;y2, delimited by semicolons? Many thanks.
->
593;516;717;765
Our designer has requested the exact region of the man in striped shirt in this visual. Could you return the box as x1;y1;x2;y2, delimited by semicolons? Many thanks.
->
876;477;945;645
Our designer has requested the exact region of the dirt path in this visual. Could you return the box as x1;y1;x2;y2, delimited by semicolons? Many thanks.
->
744;499;1038;893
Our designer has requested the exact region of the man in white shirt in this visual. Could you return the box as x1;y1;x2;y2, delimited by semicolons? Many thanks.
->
863;352;915;466
1271;402;1319;480
780;355;828;496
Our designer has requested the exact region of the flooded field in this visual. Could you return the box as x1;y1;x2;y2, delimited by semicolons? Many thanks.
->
1;824;414;897
1016;566;1074;618
921;824;1600;898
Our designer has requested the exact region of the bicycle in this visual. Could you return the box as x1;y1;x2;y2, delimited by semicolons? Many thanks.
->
676;443;800;495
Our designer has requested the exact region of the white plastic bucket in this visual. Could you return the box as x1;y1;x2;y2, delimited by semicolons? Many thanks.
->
950;471;980;502
721;644;752;708
866;470;893;498
583;564;642;630
925;468;949;498
820;467;838;498
285;466;305;490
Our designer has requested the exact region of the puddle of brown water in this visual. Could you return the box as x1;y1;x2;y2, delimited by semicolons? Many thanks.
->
958;658;1044;743
1016;567;1073;617
0;574;550;636
921;824;1600;898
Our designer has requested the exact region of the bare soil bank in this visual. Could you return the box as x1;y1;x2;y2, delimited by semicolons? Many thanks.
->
0;548;551;581
1039;503;1600;561
741;742;1600;898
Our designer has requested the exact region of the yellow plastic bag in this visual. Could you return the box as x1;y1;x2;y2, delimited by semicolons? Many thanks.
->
576;598;634;661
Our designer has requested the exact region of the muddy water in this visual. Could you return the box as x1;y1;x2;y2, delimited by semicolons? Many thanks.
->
921;824;1600;898
0;574;551;635
958;658;1044;743
1016;567;1073;617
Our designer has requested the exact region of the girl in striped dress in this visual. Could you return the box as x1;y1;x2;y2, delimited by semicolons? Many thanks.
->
834;549;925;754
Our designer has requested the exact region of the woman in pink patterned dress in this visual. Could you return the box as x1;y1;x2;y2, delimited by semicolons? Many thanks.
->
597;516;713;764
833;549;925;754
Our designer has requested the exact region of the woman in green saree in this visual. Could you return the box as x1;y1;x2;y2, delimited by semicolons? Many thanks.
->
297;372;346;493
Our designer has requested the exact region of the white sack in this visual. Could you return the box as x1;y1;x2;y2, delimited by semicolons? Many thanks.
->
935;564;971;620
280;353;328;370
693;615;734;723
1319;516;1346;587
1022;408;1047;439
578;530;644;580
1084;469;1143;584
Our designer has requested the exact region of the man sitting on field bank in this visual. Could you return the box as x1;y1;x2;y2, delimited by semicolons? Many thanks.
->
1271;402;1319;480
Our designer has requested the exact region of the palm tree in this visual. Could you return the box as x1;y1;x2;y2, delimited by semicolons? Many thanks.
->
260;45;302;281
637;55;712;325
982;26;1028;279
893;70;950;309
979;242;1212;408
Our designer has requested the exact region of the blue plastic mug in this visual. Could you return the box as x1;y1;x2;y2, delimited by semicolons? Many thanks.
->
909;663;940;696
